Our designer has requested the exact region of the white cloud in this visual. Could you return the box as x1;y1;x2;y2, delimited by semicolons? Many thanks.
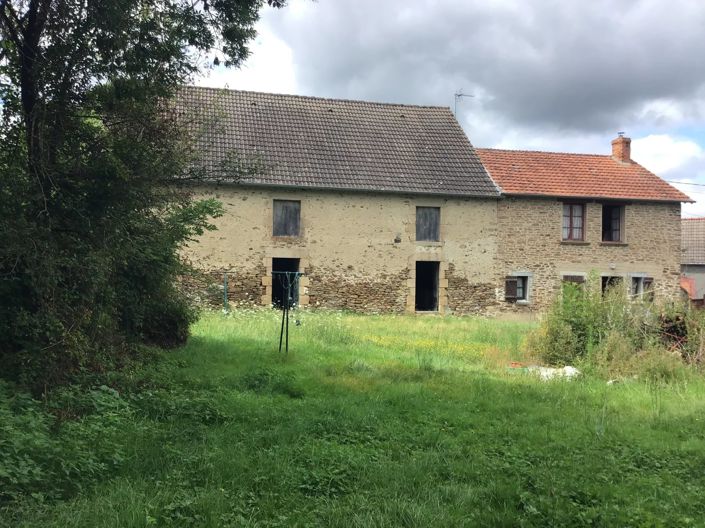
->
679;192;705;217
195;18;297;94
189;1;705;218
631;134;703;174
629;135;705;217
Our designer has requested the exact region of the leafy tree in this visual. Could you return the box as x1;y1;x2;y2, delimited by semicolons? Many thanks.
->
0;0;284;389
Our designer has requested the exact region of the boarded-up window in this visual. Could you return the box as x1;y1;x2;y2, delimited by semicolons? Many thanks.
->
562;275;586;285
273;200;300;236
562;275;585;299
416;207;440;241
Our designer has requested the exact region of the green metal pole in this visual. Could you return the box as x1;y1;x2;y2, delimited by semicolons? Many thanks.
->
223;272;228;312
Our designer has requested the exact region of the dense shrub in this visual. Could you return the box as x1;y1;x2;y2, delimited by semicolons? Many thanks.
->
526;273;698;379
0;0;282;390
588;330;636;376
0;381;132;502
524;315;581;366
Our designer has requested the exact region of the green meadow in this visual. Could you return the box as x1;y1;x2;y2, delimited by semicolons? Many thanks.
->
3;310;705;527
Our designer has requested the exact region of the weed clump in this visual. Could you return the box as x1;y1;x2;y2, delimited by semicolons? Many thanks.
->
240;368;305;399
525;273;702;379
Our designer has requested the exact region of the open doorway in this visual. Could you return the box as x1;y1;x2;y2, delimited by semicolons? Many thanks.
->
415;261;439;312
272;258;300;308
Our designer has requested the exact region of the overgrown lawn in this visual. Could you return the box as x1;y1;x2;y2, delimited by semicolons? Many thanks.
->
3;310;705;526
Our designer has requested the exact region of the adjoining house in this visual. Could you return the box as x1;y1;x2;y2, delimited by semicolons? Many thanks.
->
476;138;691;311
681;218;705;306
178;86;691;314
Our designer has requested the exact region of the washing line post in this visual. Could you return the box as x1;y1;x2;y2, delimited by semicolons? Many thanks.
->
274;271;302;354
223;272;229;312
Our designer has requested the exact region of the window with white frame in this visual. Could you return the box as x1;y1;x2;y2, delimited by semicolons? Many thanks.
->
631;276;654;301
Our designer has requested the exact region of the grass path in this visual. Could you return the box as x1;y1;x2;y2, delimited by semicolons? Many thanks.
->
5;310;705;526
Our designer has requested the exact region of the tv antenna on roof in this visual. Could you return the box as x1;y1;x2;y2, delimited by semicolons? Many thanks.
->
454;89;474;117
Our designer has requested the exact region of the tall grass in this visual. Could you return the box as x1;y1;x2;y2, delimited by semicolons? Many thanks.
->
3;309;705;527
525;274;704;382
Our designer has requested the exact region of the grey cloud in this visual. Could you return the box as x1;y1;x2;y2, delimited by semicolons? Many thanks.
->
266;0;705;133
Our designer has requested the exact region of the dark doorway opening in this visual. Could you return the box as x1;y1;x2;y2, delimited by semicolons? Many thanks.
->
272;258;300;308
415;261;439;312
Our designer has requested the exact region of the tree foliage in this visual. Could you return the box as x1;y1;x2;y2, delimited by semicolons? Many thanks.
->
0;0;284;389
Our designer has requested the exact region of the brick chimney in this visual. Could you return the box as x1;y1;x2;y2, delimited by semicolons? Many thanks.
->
611;133;631;163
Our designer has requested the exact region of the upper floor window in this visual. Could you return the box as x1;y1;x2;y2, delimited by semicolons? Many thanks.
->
273;200;300;236
602;204;624;242
416;207;440;241
562;203;584;241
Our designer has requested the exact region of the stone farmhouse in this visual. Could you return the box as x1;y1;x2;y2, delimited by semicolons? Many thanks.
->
178;86;691;314
477;142;689;311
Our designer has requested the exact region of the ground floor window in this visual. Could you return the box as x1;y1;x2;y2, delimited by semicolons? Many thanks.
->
505;274;530;303
631;276;654;301
562;275;586;286
415;261;439;311
561;274;586;298
601;275;623;294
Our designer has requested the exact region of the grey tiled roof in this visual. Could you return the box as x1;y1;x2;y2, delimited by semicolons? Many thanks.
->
175;86;499;197
682;218;705;264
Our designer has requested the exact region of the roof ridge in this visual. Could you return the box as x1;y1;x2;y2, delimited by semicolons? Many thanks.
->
182;84;452;112
476;147;613;158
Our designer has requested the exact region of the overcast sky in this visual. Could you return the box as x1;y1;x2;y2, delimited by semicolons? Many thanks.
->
196;0;705;216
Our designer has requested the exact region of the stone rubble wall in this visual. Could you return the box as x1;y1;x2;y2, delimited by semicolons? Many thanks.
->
181;185;499;314
181;186;683;315
496;197;682;312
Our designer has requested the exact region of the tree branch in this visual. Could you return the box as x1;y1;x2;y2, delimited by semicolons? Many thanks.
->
0;1;22;48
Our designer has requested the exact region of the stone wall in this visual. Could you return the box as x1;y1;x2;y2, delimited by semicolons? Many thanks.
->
182;185;499;314
182;186;682;315
178;265;266;308
446;263;498;315
496;197;682;312
307;265;409;313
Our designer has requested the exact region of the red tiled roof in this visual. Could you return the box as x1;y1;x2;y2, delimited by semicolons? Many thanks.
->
476;148;692;203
